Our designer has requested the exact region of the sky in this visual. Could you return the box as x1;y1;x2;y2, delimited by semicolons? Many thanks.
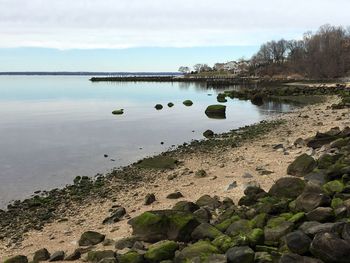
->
0;0;349;72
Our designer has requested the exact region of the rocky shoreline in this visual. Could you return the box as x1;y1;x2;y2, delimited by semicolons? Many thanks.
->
1;84;350;262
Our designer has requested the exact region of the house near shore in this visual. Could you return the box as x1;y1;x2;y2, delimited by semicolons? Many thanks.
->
213;60;250;75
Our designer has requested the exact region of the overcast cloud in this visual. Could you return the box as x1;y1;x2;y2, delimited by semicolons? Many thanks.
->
0;0;349;49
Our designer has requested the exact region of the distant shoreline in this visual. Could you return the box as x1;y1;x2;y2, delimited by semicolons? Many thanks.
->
0;72;181;76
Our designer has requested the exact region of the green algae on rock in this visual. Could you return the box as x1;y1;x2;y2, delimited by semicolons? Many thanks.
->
205;104;226;119
136;156;177;169
183;100;193;106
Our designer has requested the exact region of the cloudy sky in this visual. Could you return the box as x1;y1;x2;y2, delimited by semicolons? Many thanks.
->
0;0;349;71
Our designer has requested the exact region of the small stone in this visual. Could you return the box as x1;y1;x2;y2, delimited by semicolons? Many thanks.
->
166;192;184;199
33;248;50;262
226;181;237;190
144;193;156;205
195;169;207;178
79;231;105;246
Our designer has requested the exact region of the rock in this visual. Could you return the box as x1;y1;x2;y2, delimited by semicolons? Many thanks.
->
287;154;316;176
310;232;350;263
191;223;223;240
183;100;193;106
174;240;220;262
273;144;284;150
304;171;327;186
79;231;106;246
295;184;331;212
172;201;199;213
33;248;50;262
203;254;227;263
112;109;124;115
87;251;115;263
226;246;255;263
166;192;184;199
205;105;226;119
294;138;306;147
226;181;237;190
268;177;305;199
155;104;163;110
167;102;174;107
144;193;156;205
306;207;334;222
196;195;221;209
264;217;294;244
203;129;214;138
115;236;138;250
303;222;345;237
48;251;65;262
128;210;200;242
193;208;212;223
195;169;207;178
307;131;339;149
225;219;251;237
65;250;81;261
103;207;126;224
144;240;178;262
137;156;177;169
3;256;28;263
285;230;311;255
117;251;144;263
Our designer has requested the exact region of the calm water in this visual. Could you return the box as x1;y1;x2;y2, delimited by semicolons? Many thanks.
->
0;76;295;207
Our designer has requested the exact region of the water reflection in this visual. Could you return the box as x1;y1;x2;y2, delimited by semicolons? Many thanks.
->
0;76;298;207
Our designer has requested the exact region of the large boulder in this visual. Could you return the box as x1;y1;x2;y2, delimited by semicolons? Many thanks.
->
128;210;200;242
144;240;178;262
307;131;340;149
285;231;312;255
287;154;316;177
310;232;350;263
78;231;106;246
226;246;255;263
268;177;305;199
205;105;226;119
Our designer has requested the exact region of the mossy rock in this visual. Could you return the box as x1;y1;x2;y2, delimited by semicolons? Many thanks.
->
167;102;174;108
117;251;144;263
216;216;241;232
331;198;344;209
250;213;267;229
248;228;264;246
323;180;345;195
191;223;223;240
144;240;178;262
264;217;294;245
225;219;252;237
174;240;220;262
217;94;227;103
155;104;163;110
128;210;199;242
203;130;214;138
212;235;235;252
3;256;28;263
318;154;342;169
112;109;124;115
288;212;305;224
183;100;193;106
205;105;226;119
87;250;115;263
287;154;316;176
172;201;199;213
137;156;177;169
254;252;273;263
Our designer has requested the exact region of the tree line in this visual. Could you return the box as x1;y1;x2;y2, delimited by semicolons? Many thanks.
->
250;24;350;79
